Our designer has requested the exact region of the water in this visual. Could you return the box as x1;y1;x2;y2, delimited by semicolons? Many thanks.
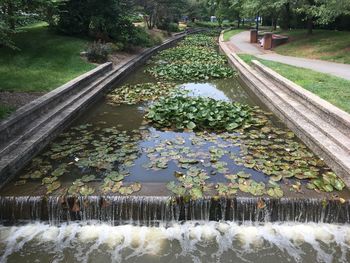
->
1;221;350;263
1;196;349;224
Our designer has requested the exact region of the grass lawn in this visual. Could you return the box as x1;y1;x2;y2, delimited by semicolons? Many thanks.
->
0;22;95;93
273;29;350;64
238;54;350;113
223;29;244;41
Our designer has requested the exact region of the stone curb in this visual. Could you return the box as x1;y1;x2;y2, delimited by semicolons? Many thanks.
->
252;60;350;137
0;62;113;145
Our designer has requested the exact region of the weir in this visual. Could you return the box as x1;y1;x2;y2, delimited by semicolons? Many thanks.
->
1;195;349;225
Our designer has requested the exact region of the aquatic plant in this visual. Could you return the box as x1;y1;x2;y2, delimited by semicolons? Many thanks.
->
107;82;176;105
146;33;234;81
145;95;252;132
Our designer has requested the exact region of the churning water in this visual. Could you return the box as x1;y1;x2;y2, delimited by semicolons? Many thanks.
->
1;221;350;263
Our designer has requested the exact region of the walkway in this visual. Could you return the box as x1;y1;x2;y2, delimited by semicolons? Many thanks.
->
230;31;350;81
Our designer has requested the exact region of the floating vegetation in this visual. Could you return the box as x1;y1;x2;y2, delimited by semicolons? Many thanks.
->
146;95;252;131
146;34;234;81
15;125;143;196
107;82;176;105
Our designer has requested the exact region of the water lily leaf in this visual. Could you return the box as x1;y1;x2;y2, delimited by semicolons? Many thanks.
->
333;179;345;191
119;186;133;195
81;175;96;183
187;121;196;130
267;187;283;198
167;181;187;196
306;183;316;190
46;181;61;194
107;172;124;182
79;186;95;196
131;182;142;192
189;187;203;200
237;171;251;179
270;174;282;182
42;177;58;185
30;170;43;179
68;185;80;195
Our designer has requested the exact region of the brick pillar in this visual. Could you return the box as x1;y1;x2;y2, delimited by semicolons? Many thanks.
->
250;29;258;43
264;33;273;50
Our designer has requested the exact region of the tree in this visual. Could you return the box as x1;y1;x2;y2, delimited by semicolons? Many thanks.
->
206;0;237;27
185;0;209;22
55;0;135;43
133;0;187;29
296;0;350;34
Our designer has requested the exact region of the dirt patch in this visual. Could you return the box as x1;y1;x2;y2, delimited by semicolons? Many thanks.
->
108;50;142;66
0;91;44;109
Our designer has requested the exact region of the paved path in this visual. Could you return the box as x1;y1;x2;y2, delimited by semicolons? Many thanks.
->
230;31;350;80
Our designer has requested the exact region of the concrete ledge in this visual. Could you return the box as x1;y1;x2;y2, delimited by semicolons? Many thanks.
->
219;34;350;187
252;60;350;137
0;62;113;146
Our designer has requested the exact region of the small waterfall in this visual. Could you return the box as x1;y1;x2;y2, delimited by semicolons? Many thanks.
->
1;196;349;225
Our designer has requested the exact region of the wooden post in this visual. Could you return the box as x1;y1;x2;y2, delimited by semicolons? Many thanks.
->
250;29;258;43
263;33;273;50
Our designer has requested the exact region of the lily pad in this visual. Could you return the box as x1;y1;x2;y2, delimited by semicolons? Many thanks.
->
79;186;95;196
267;187;284;198
46;181;61;194
81;175;96;183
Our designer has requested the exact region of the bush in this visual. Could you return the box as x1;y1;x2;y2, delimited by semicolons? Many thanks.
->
129;27;153;47
127;27;163;49
167;23;180;32
86;41;112;63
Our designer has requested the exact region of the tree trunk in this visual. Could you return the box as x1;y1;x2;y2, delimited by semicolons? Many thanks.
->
273;17;277;31
286;2;291;29
256;13;259;32
7;2;16;30
307;17;313;35
237;17;241;28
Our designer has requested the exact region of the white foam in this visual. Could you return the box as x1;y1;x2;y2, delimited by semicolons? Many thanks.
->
1;221;350;263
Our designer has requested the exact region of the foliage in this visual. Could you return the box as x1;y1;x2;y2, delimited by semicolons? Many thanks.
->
128;27;160;48
55;0;153;48
0;21;16;49
147;33;234;81
107;82;176;105
146;95;252;132
133;0;187;29
86;41;112;63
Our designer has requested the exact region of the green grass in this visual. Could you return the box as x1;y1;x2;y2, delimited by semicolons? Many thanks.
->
238;54;350;113
0;22;95;93
0;105;15;120
273;29;350;64
223;29;244;42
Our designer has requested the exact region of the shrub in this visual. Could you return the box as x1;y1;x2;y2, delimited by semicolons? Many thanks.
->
168;23;180;32
86;41;112;63
129;27;153;47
